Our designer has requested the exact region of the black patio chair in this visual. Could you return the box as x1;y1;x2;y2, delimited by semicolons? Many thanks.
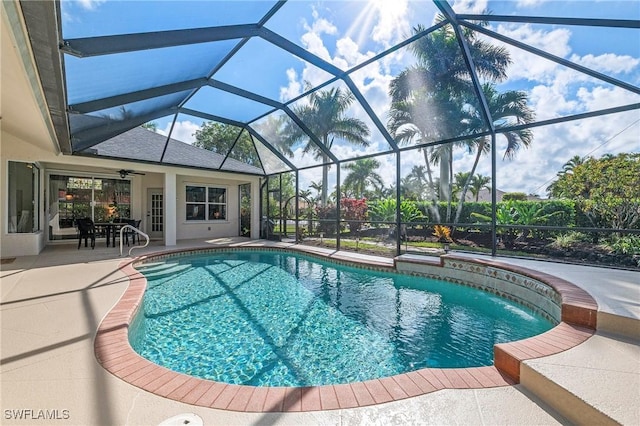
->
120;219;142;246
76;217;96;249
129;219;142;245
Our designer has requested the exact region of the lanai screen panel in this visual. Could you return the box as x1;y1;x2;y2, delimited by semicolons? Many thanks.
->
214;37;335;103
288;80;396;161
53;0;639;181
60;0;279;37
69;91;193;150
183;86;276;124
64;40;240;106
264;0;442;71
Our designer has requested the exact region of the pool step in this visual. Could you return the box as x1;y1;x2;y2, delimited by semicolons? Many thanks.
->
135;263;190;280
519;331;640;425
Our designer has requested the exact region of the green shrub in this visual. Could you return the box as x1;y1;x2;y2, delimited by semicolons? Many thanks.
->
369;199;424;224
551;231;586;249
502;192;528;201
607;234;640;255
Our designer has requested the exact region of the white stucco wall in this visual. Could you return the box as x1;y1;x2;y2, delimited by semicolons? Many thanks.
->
176;174;241;241
1;128;262;256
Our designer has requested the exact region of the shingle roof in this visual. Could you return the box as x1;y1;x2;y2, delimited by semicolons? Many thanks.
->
87;126;264;175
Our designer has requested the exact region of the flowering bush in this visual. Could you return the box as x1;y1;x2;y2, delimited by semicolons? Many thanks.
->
316;204;337;235
341;198;368;233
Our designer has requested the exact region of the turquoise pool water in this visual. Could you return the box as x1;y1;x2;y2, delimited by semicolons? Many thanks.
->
129;250;554;387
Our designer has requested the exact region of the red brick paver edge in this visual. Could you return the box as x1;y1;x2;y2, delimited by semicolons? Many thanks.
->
94;248;597;412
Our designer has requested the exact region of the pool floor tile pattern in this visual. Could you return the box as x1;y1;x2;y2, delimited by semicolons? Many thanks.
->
93;249;598;412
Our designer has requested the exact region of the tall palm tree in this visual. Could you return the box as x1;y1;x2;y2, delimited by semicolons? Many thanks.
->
469;174;491;201
453;84;534;223
342;158;384;199
389;19;511;221
309;180;323;199
388;90;468;220
453;171;471;200
284;88;370;205
405;165;431;201
561;155;585;175
547;155;585;195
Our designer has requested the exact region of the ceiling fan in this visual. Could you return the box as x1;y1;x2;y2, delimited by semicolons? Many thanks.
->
118;169;146;179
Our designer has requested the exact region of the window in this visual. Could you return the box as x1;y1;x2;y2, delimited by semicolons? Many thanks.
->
47;174;131;240
186;185;226;221
8;161;39;233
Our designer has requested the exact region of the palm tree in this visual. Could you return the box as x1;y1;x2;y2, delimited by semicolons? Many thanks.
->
342;158;384;199
469;174;491;201
284;88;370;205
389;19;511;221
453;171;471;201
561;155;584;175
405;165;432;201
453;84;534;223
308;180;323;199
547;155;586;195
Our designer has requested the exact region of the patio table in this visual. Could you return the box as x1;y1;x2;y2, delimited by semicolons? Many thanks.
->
94;222;126;247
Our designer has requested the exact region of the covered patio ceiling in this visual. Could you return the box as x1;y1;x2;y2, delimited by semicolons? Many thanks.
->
18;0;640;177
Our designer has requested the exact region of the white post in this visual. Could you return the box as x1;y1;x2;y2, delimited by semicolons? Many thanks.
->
250;178;260;240
164;172;177;246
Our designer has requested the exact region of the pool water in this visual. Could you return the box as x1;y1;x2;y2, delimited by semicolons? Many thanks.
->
130;250;554;387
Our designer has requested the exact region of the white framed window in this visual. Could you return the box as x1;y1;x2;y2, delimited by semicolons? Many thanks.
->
7;161;39;233
186;185;227;221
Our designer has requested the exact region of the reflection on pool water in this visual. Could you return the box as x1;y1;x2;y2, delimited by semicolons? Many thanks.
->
130;250;554;387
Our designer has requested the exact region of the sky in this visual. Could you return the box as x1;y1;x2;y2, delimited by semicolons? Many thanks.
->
62;0;640;197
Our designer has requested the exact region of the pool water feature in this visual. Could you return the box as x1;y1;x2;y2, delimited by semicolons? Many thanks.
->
130;250;554;387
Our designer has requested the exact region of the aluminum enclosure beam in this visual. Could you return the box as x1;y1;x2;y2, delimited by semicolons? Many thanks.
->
61;24;261;57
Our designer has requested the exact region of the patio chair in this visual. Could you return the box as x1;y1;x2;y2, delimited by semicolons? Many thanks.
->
120;219;141;246
128;219;142;245
76;217;96;249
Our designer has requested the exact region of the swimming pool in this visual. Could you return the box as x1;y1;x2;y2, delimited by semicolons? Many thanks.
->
129;250;554;387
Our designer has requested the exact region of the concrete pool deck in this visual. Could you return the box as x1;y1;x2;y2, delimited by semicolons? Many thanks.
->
1;238;638;425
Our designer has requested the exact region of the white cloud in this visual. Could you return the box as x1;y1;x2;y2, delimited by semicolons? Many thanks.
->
77;0;105;11
282;1;640;197
572;53;640;75
158;120;199;144
336;37;371;68
576;85;640;111
280;69;303;102
301;16;337;62
451;0;490;14
369;0;410;47
528;83;580;120
516;0;548;7
494;24;572;83
486;109;640;195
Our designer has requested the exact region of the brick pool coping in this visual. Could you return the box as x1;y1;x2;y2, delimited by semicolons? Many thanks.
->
94;247;597;412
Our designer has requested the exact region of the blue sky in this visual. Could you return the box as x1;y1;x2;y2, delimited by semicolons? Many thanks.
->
62;0;640;195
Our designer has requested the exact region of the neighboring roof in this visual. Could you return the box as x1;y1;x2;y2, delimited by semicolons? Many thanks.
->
89;126;264;175
465;188;505;203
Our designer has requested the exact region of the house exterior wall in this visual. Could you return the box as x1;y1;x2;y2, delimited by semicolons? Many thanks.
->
2;130;262;257
176;175;242;241
1;5;262;258
1;126;262;258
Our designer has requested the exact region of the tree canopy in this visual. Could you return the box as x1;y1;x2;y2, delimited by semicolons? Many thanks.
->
283;87;370;205
193;122;261;167
549;153;640;229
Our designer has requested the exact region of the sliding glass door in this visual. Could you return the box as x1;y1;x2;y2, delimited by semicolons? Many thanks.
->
48;174;131;241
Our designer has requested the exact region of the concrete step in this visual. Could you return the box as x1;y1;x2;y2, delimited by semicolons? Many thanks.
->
520;332;640;425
